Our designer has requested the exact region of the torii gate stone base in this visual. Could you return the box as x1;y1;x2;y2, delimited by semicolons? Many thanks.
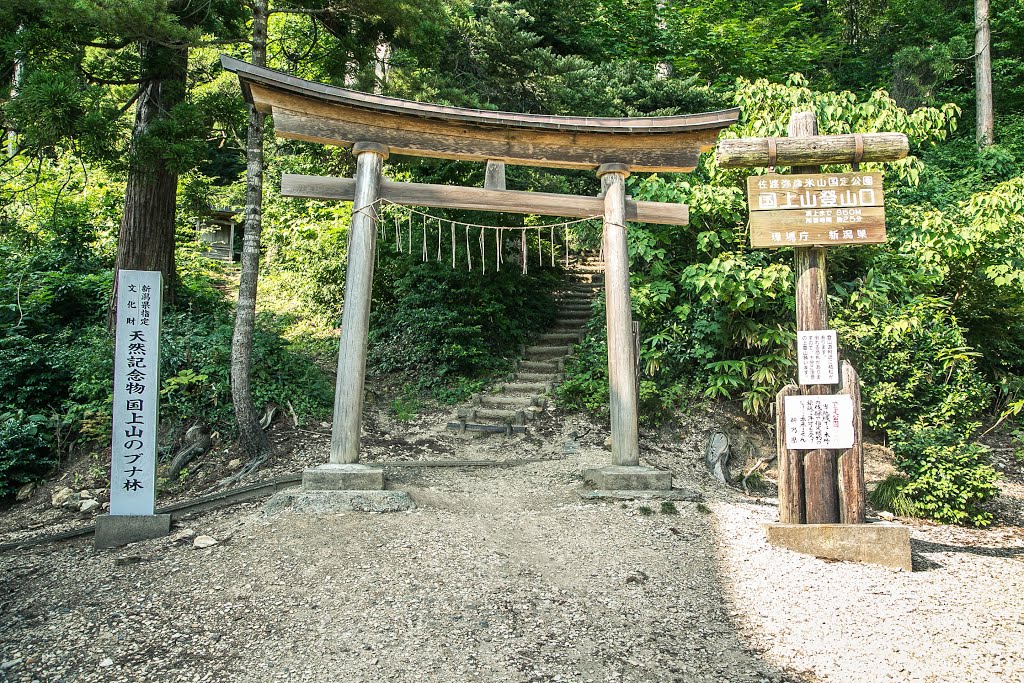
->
224;57;738;508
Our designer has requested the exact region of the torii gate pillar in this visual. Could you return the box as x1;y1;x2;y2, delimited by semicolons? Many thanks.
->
598;164;640;467
583;164;672;493
300;142;393;496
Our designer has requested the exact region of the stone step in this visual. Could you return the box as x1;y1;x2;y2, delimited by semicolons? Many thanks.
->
501;381;551;395
446;421;527;435
518;359;562;373
515;371;561;383
524;344;572;359
568;273;604;284
537;332;580;344
479;394;543;410
457;406;530;424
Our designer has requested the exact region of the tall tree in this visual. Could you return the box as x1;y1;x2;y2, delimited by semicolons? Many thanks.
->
231;0;272;464
114;40;188;306
976;0;994;146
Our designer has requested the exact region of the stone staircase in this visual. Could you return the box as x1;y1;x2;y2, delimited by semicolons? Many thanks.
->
447;255;605;436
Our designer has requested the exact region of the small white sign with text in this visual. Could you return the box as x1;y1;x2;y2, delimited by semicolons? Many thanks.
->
784;394;854;450
797;330;839;385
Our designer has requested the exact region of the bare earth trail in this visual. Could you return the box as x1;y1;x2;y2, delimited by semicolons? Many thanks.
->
0;443;802;683
2;412;1023;682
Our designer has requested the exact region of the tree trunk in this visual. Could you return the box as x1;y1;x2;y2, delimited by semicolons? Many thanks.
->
8;25;23;157
975;0;994;147
113;41;187;314
231;0;273;463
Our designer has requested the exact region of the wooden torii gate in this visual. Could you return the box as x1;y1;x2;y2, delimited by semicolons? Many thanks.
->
223;56;739;493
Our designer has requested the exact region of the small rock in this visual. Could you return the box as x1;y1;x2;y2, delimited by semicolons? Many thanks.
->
51;487;74;508
227;459;242;469
170;528;196;544
79;499;100;514
79;489;95;500
603;436;612;450
878;511;895;521
193;535;218;549
99;658;113;668
16;482;35;502
1;658;22;671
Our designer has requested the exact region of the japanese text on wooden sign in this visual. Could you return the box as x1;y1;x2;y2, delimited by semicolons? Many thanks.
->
784;395;854;450
797;330;839;385
747;172;886;248
110;270;162;516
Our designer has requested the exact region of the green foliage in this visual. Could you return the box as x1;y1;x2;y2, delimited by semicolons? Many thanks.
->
888;426;1000;527
0;410;54;497
834;298;990;435
369;256;559;390
868;474;919;518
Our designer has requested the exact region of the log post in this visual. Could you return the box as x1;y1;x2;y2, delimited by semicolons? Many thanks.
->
776;383;804;523
789;111;840;524
598;163;640;467
716;133;908;168
330;142;388;464
837;360;866;523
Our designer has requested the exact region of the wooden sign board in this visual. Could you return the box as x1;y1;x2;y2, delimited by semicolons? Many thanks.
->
747;172;886;248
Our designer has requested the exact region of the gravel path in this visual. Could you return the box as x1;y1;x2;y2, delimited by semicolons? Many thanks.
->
1;409;1022;682
715;500;1024;683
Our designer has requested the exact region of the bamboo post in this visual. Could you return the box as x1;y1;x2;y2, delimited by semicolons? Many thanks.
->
330;142;387;464
789;111;840;524
776;384;804;523
837;360;866;523
598;163;640;467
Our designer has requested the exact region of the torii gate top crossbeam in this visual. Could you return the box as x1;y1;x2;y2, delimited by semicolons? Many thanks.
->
221;56;739;173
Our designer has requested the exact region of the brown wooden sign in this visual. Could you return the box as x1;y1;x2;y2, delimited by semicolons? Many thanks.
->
747;172;886;248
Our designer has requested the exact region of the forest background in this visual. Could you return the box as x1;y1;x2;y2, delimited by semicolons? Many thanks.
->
1;0;1022;527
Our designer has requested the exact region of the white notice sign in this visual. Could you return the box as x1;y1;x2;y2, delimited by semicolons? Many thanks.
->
797;330;839;385
110;270;162;516
784;394;854;450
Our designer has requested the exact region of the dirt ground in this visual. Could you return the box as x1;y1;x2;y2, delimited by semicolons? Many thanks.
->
1;401;1022;682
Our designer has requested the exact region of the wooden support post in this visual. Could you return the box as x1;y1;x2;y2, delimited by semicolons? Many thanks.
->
330;142;387;464
789;111;840;524
598;163;640;467
837;360;866;523
484;160;506;190
776;384;804;523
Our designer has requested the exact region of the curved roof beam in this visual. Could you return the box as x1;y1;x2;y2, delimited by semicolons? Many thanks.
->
221;56;739;173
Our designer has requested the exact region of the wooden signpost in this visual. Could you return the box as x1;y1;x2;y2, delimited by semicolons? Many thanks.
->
718;116;909;527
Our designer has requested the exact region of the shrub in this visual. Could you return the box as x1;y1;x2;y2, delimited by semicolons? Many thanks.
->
369;257;559;392
0;411;54;497
888;425;1000;527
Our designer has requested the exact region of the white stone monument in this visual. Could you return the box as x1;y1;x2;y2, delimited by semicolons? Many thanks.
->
95;270;172;548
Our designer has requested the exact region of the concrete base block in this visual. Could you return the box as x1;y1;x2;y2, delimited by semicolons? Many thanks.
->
577;488;702;502
263;489;415;516
302;463;384;491
583;465;672;491
765;522;913;571
94;514;172;549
